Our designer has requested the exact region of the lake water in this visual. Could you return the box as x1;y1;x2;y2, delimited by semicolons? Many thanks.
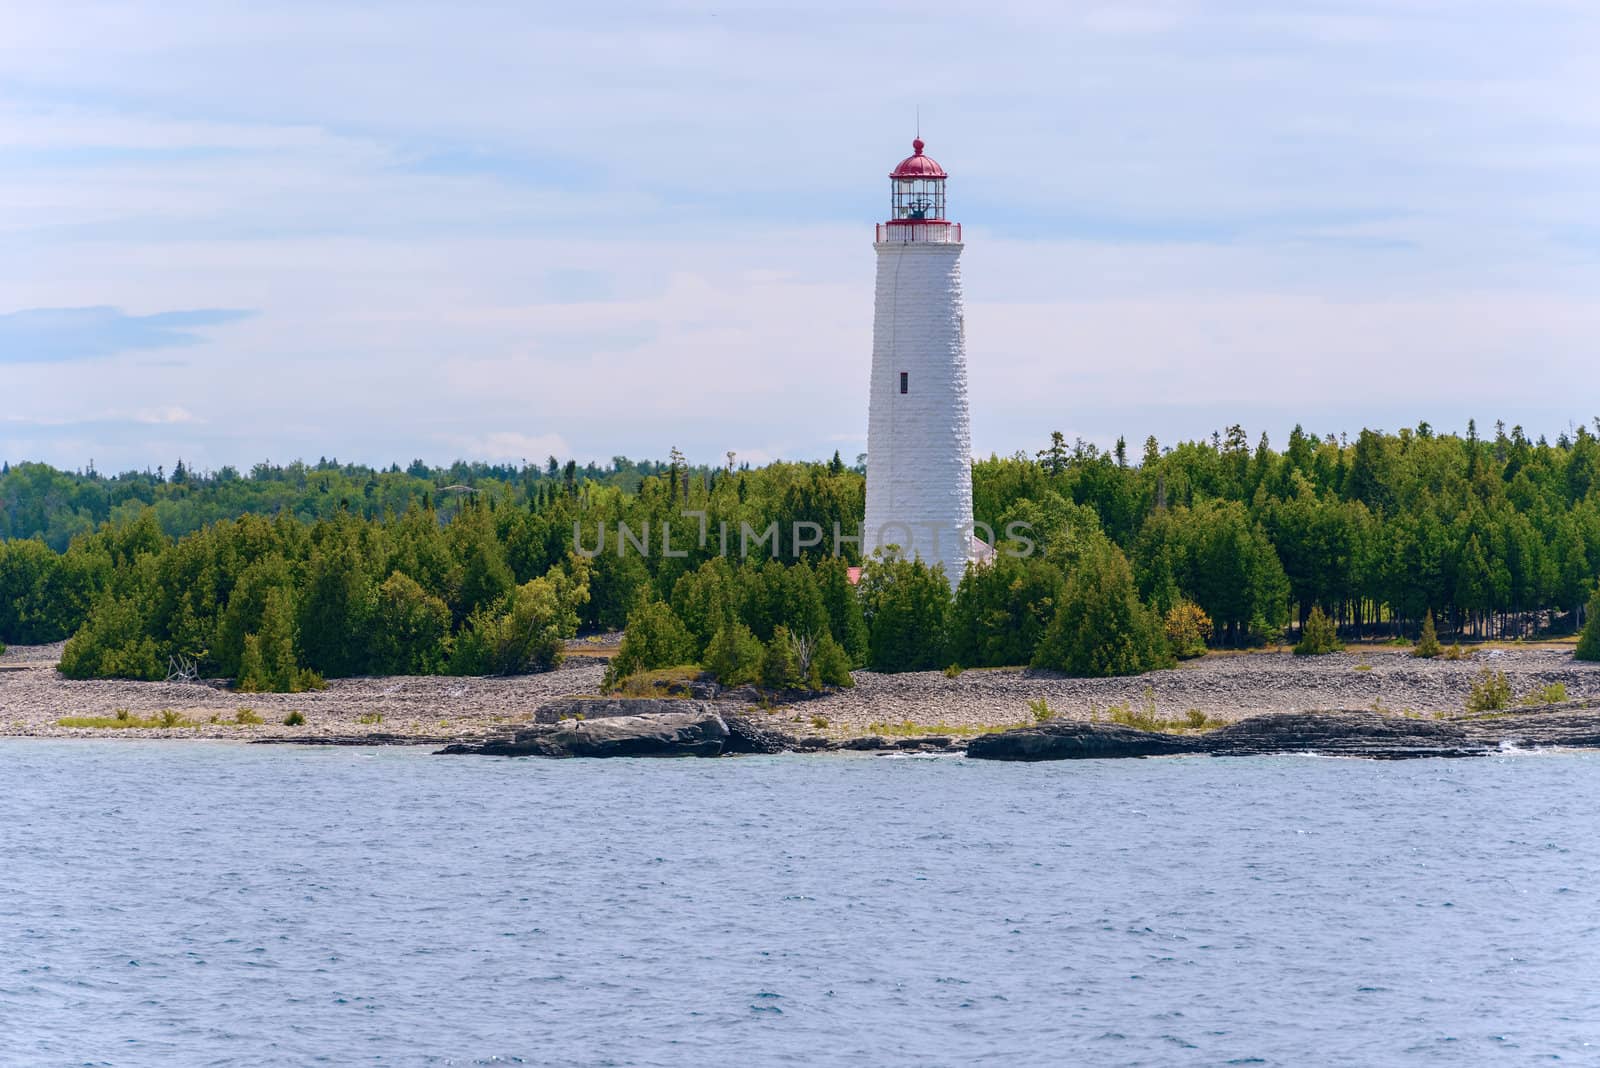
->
2;742;1597;1066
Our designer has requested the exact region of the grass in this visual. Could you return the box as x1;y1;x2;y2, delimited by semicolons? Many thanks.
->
866;720;1013;738
234;708;263;726
1522;682;1569;706
1101;688;1223;733
58;708;200;730
613;664;703;698
1354;663;1373;672
357;712;384;725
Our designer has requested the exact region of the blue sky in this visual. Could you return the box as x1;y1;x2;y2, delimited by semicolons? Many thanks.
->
2;1;1597;472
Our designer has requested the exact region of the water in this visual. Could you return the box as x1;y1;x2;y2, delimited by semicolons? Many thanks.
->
2;742;1597;1066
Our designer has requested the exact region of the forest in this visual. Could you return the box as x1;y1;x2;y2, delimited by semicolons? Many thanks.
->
3;418;1600;689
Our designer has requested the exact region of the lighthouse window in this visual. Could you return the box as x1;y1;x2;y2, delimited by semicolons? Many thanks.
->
899;372;908;394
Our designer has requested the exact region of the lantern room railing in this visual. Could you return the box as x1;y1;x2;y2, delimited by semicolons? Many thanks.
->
875;221;962;244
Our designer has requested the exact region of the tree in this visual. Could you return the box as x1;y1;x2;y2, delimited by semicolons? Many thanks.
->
1031;540;1171;677
58;594;163;680
604;601;697;687
1413;609;1442;658
859;553;952;672
1577;588;1600;662
950;555;1062;667
448;561;589;676
704;622;765;686
237;587;323;692
1294;606;1343;656
371;572;453;675
1163;600;1212;659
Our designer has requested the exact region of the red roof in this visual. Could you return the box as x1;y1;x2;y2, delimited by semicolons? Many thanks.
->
889;138;946;179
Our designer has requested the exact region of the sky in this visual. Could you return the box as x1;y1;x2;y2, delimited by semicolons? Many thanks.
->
2;0;1597;473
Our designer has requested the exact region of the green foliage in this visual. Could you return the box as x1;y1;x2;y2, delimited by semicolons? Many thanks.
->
703;621;765;687
604;601;697;689
1031;540;1172;678
1466;666;1514;713
1029;697;1055;722
1522;682;1568;706
1294;606;1344;656
760;625;806;690
58;709;201;729
950;555;1063;667
236;587;324;693
1577;588;1600;662
371;572;452;675
58;594;163;680
860;553;952;672
1413;610;1442;658
812;632;855;688
1105;690;1221;732
448;560;589;676
283;710;306;726
234;708;264;725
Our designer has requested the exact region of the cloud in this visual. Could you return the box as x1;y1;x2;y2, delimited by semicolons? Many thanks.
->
0;306;252;363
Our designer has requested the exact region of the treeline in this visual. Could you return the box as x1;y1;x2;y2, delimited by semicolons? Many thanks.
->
3;418;1600;687
0;449;773;551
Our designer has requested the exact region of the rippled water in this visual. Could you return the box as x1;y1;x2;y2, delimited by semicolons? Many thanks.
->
2;742;1598;1066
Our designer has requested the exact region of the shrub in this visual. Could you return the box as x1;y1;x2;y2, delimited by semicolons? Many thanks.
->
760;625;805;690
58;594;164;681
943;664;963;678
1029;697;1055;723
1522;682;1568;706
234;708;264;725
1443;643;1468;661
1413;610;1442;659
1031;540;1173;678
1577;588;1600;662
1294;607;1343;656
703;622;764;687
812;633;855;689
950;555;1063;667
604;601;697;689
1466;667;1513;713
283;710;306;726
859;553;953;673
448;565;589;677
1162;600;1213;659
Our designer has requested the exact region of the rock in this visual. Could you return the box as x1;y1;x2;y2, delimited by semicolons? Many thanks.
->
441;710;730;758
722;714;797;754
1205;710;1484;759
533;697;717;724
793;736;834;751
687;680;722;700
838;735;890;751
966;720;1204;761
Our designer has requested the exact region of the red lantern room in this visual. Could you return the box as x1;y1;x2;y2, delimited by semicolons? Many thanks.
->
889;138;947;221
878;138;960;243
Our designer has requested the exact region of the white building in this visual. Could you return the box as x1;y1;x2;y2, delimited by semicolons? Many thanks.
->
862;137;980;587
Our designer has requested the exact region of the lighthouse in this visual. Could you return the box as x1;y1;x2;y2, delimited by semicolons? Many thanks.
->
863;136;975;587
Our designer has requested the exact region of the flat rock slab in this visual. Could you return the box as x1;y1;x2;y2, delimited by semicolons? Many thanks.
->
440;709;730;758
967;702;1600;761
534;697;719;724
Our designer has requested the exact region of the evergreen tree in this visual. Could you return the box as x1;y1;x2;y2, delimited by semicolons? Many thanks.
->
1031;540;1171;677
1413;609;1442;658
1577;588;1600;662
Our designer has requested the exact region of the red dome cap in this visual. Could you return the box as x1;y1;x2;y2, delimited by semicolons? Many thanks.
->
889;138;946;179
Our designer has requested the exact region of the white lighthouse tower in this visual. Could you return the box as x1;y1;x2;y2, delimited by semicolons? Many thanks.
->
863;136;975;587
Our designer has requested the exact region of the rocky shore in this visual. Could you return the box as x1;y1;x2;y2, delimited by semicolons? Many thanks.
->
4;641;1600;759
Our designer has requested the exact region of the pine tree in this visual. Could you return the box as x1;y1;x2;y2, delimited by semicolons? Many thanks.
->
1413;609;1442;658
1577;588;1600;662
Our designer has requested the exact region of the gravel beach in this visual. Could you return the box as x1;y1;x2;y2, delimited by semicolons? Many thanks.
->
5;640;1599;744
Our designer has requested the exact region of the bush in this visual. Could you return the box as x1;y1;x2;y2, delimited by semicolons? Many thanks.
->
236;588;324;693
950;555;1063;667
234;708;264;725
58;594;164;681
1030;540;1173;678
761;625;805;690
448;565;588;677
283;710;306;726
1294;607;1344;656
1413;610;1442;659
1163;600;1212;659
1577;588;1600;662
860;553;953;673
604;601;697;689
1029;697;1055;723
1520;682;1567;706
1466;666;1513;713
704;621;765;687
812;632;855;688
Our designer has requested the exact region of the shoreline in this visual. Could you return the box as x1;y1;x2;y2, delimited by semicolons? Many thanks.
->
5;640;1600;748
